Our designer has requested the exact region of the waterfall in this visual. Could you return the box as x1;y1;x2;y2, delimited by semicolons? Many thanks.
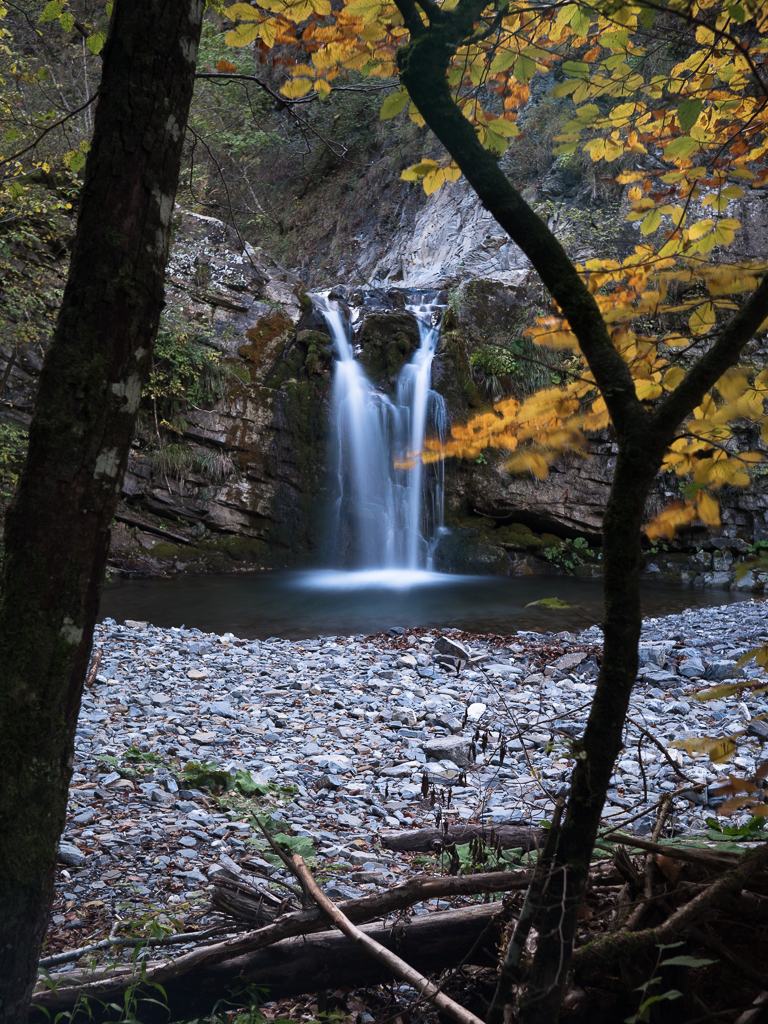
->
318;296;447;571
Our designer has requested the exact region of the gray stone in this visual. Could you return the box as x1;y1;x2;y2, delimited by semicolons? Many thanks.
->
58;842;87;867
704;660;741;681
208;700;236;718
423;736;471;767
433;636;470;662
679;658;705;678
150;788;176;806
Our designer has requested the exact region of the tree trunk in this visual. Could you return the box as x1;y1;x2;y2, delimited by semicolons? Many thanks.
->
0;3;204;1021
519;438;663;1024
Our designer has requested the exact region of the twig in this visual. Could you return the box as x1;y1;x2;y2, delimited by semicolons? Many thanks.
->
624;793;673;931
626;716;698;783
291;855;484;1024
36;869;536;996
84;648;103;689
600;833;740;870
0;96;98;176
255;817;308;904
38;924;235;968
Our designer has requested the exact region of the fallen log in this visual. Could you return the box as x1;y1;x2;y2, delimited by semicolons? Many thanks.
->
33;870;532;1007
379;822;545;853
31;903;506;1024
210;866;531;928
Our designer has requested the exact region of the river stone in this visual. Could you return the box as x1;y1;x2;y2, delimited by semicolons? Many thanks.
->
552;651;587;672
704;660;741;681
679;657;705;678
434;636;470;662
423;735;471;767
58;842;87;867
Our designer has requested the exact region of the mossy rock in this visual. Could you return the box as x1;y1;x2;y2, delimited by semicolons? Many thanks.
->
356;311;420;384
540;533;565;548
498;532;546;553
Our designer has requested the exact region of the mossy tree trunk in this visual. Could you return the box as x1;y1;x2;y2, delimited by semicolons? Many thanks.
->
392;1;768;1021
0;3;204;1021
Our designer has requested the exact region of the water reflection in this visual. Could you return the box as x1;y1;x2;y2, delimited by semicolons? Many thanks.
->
99;570;756;640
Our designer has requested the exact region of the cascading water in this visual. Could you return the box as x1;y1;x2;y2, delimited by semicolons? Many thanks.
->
318;296;447;572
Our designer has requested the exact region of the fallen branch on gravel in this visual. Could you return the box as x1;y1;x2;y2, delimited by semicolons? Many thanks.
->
33;869;534;1005
39;923;237;969
601;832;744;871
32;902;506;1024
379;822;545;852
293;855;485;1024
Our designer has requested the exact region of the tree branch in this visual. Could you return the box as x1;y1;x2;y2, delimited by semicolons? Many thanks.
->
395;3;646;437
650;272;768;442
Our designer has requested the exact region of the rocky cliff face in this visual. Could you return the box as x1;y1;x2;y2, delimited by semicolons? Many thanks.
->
3;189;768;586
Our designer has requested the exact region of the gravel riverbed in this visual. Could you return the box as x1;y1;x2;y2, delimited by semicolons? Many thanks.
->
46;597;768;967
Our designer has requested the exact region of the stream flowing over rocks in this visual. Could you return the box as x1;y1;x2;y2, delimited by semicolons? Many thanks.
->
48;599;768;967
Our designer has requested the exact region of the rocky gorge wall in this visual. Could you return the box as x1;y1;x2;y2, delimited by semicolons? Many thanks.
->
3;192;768;591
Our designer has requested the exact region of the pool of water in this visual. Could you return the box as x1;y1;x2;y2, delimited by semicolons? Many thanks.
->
99;569;756;640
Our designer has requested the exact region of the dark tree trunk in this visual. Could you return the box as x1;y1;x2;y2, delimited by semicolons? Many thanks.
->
0;3;204;1021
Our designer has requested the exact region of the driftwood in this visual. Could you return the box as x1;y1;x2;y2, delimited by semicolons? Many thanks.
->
211;873;297;926
293;856;485;1024
32;902;505;1024
379;822;545;853
32;871;533;1011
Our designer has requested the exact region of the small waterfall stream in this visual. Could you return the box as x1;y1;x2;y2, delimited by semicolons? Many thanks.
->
318;296;447;572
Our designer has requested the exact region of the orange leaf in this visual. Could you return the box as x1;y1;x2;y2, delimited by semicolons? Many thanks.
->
216;60;238;73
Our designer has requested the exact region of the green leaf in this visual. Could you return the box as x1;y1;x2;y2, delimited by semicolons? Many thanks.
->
571;7;591;35
60;12;74;31
489;49;517;74
514;54;536;84
551;79;579;98
379;89;409;120
640;209;661;235
664;136;699;160
233;768;268;795
677;98;702;133
660;956;716;968
86;30;106;54
39;1;64;23
525;597;574;609
561;60;590;79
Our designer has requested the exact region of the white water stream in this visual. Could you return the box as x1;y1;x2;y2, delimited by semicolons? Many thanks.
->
318;297;447;572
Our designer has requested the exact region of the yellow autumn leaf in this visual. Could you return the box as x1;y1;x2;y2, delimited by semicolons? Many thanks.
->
670;735;737;763
717;367;749;401
696;491;721;528
689;301;716;336
423;166;445;195
663;366;685;390
644;501;697;541
635;378;662;401
281;76;313;98
506;451;550;480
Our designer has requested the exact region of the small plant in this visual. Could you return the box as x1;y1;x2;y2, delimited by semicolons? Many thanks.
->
542;536;595;572
625;943;715;1024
